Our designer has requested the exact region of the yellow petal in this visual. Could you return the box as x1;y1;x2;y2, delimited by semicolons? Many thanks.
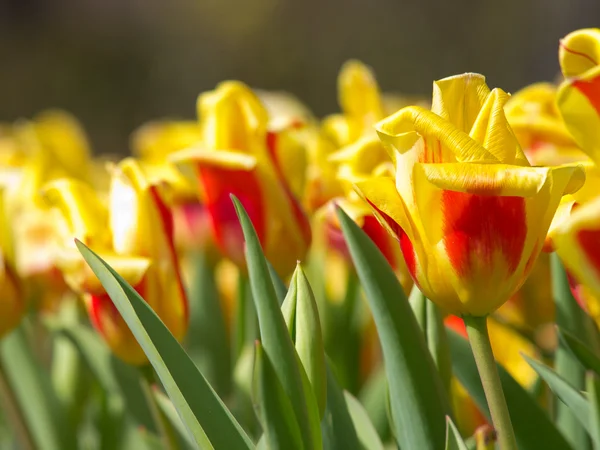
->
169;147;257;171
557;65;600;166
338;60;384;126
559;28;600;78
431;73;490;130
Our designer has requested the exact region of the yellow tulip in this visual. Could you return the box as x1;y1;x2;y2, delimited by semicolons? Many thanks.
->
44;158;188;365
0;188;25;338
171;81;311;278
355;73;585;316
505;83;587;165
557;28;600;166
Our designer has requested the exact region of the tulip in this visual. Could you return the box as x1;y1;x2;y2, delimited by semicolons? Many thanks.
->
0;188;25;338
355;73;585;316
44;158;188;365
171;81;311;278
505;83;587;165
557;28;600;166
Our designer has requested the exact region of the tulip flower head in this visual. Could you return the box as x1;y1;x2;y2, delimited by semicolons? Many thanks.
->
45;159;188;365
356;73;585;316
171;81;311;278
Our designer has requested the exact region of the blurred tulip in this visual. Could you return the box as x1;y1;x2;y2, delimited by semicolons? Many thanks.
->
44;158;188;365
0;188;25;338
171;81;311;278
505;83;587;165
1;110;104;312
356;73;585;316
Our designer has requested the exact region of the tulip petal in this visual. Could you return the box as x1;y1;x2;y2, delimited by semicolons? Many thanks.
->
559;28;600;78
557;65;600;165
338;60;384;127
431;73;490;131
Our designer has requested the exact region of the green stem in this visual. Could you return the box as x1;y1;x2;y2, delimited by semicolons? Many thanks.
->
139;368;178;450
463;315;517;450
0;357;35;450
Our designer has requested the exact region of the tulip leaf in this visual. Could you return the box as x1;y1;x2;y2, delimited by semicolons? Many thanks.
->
184;251;231;397
76;240;253;450
232;195;321;450
268;259;288;305
358;365;390;442
337;207;450;450
343;391;385;450
523;354;591;434
253;341;304;450
321;362;361;450
586;372;600;450
448;329;573;450
154;389;205;449
445;416;468;450
0;326;73;450
552;254;592;449
559;327;600;377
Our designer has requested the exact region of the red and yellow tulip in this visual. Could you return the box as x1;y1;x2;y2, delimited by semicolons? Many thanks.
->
355;73;585;316
44;159;188;365
171;81;311;278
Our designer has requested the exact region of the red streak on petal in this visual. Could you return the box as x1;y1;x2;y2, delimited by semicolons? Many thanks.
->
442;191;526;277
199;165;266;262
577;228;600;279
566;271;589;312
560;41;599;68
365;199;417;279
573;73;600;116
149;186;189;322
362;215;399;269
89;280;146;336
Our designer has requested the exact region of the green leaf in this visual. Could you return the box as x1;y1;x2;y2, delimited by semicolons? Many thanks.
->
76;240;253;450
523;354;591;434
337;207;450;450
559;328;600;376
184;251;231;397
154;389;206;449
321;362;361;450
448;329;573;450
344;391;384;450
253;341;304;450
0;325;73;450
445;416;468;450
358;365;390;442
552;254;592;449
586;372;600;450
232;195;320;450
285;264;327;417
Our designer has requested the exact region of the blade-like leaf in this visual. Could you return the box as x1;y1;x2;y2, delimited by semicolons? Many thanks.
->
0;326;73;450
344;391;384;450
76;240;253;450
586;372;600;449
552;254;592;449
448;329;573;450
321;362;361;450
268;259;288;305
559;328;600;376
337;207;449;450
445;416;468;450
253;341;304;450
358;365;390;442
154;389;208;450
523;354;591;434
232;196;320;450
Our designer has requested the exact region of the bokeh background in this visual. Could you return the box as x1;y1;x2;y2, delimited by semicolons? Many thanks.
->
1;0;599;153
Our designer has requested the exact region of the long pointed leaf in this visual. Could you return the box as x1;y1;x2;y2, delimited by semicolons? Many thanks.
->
445;416;468;450
232;196;320;450
343;391;384;450
559;328;600;376
337;207;449;450
76;240;253;450
524;354;591;434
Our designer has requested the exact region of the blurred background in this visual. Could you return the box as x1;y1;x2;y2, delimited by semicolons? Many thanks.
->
1;0;599;154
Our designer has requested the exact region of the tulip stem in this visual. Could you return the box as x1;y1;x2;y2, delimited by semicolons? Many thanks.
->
139;368;179;450
0;357;35;450
464;315;517;450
